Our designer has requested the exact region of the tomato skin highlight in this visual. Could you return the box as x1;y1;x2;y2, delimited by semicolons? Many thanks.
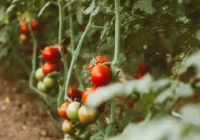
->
90;64;112;86
78;105;98;124
42;62;57;75
82;86;97;104
42;46;61;62
62;120;73;134
68;88;82;101
31;20;39;30
58;102;70;120
88;56;109;72
20;23;29;34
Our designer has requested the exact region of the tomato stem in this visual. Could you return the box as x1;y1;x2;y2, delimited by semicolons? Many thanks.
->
64;13;94;101
28;21;56;107
106;0;121;137
57;0;69;109
68;4;75;51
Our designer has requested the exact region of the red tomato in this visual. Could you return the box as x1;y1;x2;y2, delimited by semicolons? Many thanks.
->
42;62;57;75
91;64;112;86
138;61;149;74
42;46;61;62
59;102;70;119
88;56;109;72
31;20;39;30
80;25;86;31
68;88;82;101
82;86;97;104
20;23;29;34
128;102;135;108
135;72;144;80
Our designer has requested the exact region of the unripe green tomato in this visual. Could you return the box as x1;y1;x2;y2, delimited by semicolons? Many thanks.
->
43;76;55;87
67;102;81;120
79;130;90;140
37;81;47;92
78;106;98;124
35;68;45;81
62;120;73;134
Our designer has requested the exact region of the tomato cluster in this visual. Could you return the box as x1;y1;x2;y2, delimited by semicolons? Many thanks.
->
19;20;39;43
135;61;149;79
57;56;112;139
58;100;98;139
34;45;64;92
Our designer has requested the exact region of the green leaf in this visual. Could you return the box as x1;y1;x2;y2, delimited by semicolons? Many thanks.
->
133;0;156;15
84;0;95;15
176;104;200;125
107;116;200;140
76;9;83;25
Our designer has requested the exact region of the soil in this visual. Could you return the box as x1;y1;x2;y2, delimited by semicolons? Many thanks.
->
0;65;63;140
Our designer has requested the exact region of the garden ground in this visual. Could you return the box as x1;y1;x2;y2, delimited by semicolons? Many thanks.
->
0;63;62;140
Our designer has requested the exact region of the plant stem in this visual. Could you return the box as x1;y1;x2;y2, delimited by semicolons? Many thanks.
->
28;23;56;107
64;14;93;101
68;4;75;51
106;0;121;137
57;0;69;108
113;0;120;66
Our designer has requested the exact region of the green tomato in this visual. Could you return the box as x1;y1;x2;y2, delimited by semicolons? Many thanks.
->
43;76;55;87
79;130;90;140
67;102;80;120
37;81;47;92
35;68;45;81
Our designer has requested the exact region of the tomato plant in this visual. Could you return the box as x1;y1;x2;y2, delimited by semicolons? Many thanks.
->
1;0;200;140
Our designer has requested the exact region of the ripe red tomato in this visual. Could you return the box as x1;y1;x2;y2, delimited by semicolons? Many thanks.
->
59;102;70;119
42;62;57;75
42;46;61;62
82;86;97;104
88;56;109;72
20;23;29;34
80;25;86;31
91;64;112;86
78;106;98;124
31;20;39;30
138;61;149;74
135;72;144;79
68;88;82;101
19;34;28;42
